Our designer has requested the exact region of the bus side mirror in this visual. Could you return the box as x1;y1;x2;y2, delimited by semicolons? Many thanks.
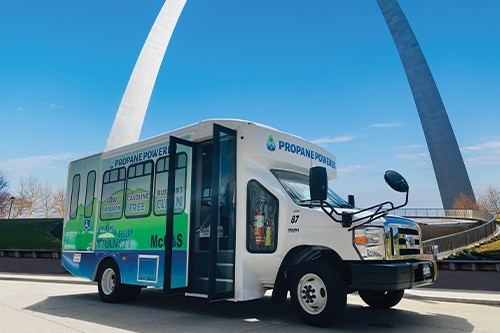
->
309;166;328;201
384;170;409;193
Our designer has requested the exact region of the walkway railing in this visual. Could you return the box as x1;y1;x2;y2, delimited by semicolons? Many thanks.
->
394;208;494;221
394;209;498;258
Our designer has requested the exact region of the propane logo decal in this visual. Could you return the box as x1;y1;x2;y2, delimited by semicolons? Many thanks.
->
266;135;276;151
266;135;336;170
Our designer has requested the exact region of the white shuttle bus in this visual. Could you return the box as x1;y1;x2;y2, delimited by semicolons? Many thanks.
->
62;119;436;326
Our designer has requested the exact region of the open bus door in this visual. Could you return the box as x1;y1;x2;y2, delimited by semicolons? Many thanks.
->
164;136;194;293
163;124;236;300
208;124;236;300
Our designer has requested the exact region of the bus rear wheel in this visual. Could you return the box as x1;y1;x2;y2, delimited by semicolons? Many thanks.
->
358;289;404;309
97;260;141;302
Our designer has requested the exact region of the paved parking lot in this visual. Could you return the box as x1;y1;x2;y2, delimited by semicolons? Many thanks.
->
0;278;499;332
1;257;499;332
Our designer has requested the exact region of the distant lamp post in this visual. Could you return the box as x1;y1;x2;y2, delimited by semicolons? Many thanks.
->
8;196;15;219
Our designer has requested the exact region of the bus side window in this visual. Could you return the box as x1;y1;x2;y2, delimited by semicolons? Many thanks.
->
154;153;188;216
125;161;154;218
247;180;278;253
154;157;169;216
69;174;81;220
100;168;126;220
174;152;187;214
84;171;96;218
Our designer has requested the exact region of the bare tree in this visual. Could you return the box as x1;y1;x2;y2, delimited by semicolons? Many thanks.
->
39;182;54;218
0;171;7;192
4;175;66;218
453;187;500;218
17;176;43;217
452;193;478;210
477;186;500;216
0;192;10;218
0;171;12;218
52;186;66;218
11;196;28;218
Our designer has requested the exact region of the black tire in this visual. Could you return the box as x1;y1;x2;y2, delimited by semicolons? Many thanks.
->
97;259;141;302
122;284;142;301
290;261;347;327
358;289;404;309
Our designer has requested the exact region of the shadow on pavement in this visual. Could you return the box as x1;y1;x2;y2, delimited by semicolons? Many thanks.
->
25;288;474;332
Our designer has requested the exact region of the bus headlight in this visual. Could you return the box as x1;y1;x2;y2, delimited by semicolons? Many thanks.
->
354;227;386;260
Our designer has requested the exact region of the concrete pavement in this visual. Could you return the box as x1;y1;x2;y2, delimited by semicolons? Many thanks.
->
0;270;498;307
1;256;499;306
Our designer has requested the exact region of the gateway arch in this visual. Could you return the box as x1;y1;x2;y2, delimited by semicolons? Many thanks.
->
105;0;187;152
106;0;475;209
377;0;475;208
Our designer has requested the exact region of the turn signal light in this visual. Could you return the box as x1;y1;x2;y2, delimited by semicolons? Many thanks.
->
354;236;369;245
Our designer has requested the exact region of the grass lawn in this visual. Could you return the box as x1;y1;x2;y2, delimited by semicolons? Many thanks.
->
0;218;62;251
474;236;500;259
447;234;500;260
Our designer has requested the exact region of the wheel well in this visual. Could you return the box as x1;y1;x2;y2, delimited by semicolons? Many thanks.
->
271;246;349;304
93;257;119;282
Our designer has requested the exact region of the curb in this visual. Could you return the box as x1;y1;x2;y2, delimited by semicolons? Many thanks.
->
0;273;94;286
404;289;500;306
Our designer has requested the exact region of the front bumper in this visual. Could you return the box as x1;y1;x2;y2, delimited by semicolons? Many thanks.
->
349;260;437;291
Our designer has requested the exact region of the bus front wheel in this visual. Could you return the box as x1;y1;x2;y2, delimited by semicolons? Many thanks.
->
290;260;347;327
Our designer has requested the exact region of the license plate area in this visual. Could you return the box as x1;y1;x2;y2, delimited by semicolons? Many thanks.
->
415;262;434;282
422;265;431;278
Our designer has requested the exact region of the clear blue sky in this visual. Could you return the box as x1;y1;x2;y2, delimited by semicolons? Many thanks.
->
0;0;499;208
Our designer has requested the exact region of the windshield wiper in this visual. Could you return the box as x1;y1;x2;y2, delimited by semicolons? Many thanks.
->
299;199;319;206
299;200;351;209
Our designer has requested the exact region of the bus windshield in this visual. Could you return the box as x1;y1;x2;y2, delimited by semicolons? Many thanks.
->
271;169;350;208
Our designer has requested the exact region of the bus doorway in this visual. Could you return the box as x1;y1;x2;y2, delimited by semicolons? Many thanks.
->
165;124;236;300
189;124;237;300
